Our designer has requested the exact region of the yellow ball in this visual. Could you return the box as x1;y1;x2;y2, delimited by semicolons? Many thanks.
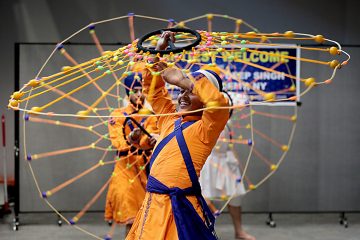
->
112;56;119;62
264;93;275;101
329;60;339;69
284;31;295;38
207;14;214;20
61;66;72;72
314;35;325;43
281;145;289;152
236;19;243;25
220;195;228;200
329;47;339;55
249;184;256;190
261;35;268;42
30;106;43;113
28;79;41;88
77;110;90;119
178;22;185;28
246;31;256;36
9;100;19;108
12;91;24;100
291;115;297;122
270;164;278;171
289;85;296;92
102;51;113;57
150;39;157;46
304;77;315;87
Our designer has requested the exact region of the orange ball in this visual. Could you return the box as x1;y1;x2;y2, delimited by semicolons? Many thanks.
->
9;100;19;108
329;47;339;55
305;77;315;87
329;60;339;69
12;91;24;100
284;31;295;38
314;35;325;43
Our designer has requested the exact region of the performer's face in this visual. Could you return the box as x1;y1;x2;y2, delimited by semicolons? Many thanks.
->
177;89;203;115
129;87;145;108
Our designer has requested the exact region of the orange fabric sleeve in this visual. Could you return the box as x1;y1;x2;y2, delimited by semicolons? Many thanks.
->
142;68;176;130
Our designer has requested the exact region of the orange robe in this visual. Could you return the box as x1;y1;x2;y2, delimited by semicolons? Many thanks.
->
126;69;229;239
105;104;158;224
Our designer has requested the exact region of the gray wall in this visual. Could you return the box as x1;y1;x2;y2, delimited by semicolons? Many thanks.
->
1;0;359;212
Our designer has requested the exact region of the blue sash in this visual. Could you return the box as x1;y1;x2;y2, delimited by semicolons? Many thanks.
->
147;118;217;240
123;112;135;131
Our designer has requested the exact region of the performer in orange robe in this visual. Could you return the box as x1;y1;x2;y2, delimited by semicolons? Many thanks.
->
104;72;158;235
126;31;229;240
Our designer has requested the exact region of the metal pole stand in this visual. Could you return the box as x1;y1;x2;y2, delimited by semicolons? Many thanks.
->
57;212;63;226
339;212;348;228
266;212;276;228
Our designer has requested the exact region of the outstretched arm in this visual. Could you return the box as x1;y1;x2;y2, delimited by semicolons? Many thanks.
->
141;31;177;128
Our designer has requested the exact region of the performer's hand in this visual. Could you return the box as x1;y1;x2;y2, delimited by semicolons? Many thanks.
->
161;68;193;91
151;31;175;72
128;128;142;144
148;133;159;147
148;137;157;147
155;31;175;51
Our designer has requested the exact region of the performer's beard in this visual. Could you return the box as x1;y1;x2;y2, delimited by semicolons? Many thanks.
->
130;97;144;111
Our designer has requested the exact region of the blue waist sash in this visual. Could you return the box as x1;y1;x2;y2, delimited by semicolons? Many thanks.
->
146;118;217;240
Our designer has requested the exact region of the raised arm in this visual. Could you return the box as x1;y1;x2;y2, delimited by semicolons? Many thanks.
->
141;31;178;128
141;68;176;130
141;68;176;115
